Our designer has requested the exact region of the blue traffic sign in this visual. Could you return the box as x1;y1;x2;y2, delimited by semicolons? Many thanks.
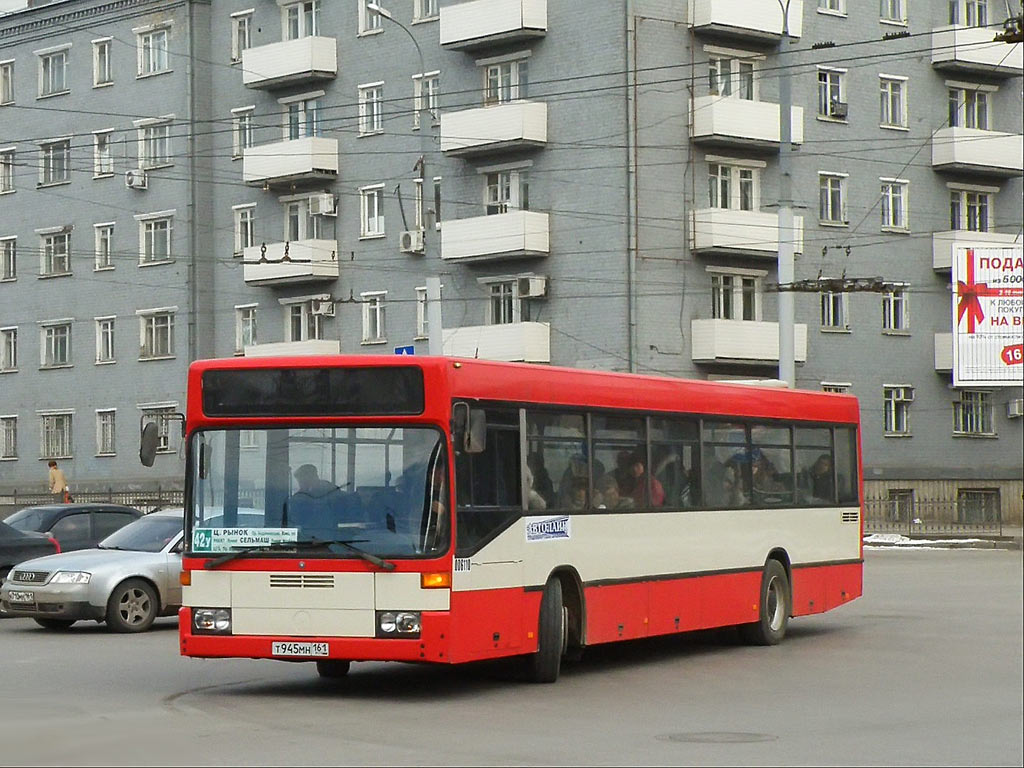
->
394;345;416;356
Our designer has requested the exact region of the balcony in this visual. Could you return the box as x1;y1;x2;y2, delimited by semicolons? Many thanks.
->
932;230;1021;271
442;322;550;363
241;37;338;89
440;0;546;51
934;333;953;372
440;101;547;157
243;136;338;186
691;96;803;149
441;210;549;262
244;340;341;358
688;0;802;42
691;209;804;258
931;127;1023;177
931;26;1023;78
243;240;339;286
691;319;807;365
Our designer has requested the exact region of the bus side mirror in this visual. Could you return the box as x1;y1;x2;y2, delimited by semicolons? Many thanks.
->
140;422;159;467
453;403;486;454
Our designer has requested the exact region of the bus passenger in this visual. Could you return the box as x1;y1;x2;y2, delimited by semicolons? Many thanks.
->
289;464;349;539
595;474;634;510
567;477;588;510
626;452;665;508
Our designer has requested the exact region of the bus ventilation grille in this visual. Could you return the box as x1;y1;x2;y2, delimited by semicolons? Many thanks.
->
269;574;336;589
841;510;859;524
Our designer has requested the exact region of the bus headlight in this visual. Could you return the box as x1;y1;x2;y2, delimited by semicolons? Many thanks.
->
194;608;232;634
376;611;420;638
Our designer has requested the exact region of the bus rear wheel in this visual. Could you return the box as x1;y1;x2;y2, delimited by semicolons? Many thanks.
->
316;660;351;679
525;578;565;684
741;559;790;646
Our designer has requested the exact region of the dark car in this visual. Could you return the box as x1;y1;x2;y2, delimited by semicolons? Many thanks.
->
4;504;143;553
1;522;59;585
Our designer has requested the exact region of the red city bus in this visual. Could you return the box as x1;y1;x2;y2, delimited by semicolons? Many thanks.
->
170;355;862;683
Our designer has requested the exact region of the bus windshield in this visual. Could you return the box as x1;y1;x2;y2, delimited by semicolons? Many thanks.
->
188;427;448;558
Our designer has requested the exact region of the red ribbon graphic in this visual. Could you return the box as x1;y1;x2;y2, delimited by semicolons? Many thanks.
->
956;249;1012;334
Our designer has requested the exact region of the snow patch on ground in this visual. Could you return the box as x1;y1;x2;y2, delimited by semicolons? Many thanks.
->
863;533;985;546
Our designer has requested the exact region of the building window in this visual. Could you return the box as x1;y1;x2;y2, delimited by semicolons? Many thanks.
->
708;55;755;100
0;416;16;459
821;382;850;394
140;406;176;453
283;0;320;39
284;198;323;241
361;292;387;343
880;0;906;23
40;231;71;275
1;327;16;371
949;0;988;26
93;39;112;86
96;410;116;456
881;287;909;332
358;83;384;135
360;185;385;237
817;68;846;119
953;391;993;435
95;317;115;363
484;58;528;105
880;179;909;230
1;238;15;280
138;121;172;168
415;286;429;339
708;163;757;211
40;413;72;459
41;322;72;367
819;173;847;224
39;139;71;185
231;11;253;62
286;97;322;139
486;170;529;214
235;305;257;352
879;76;907;127
413;72;439;129
883;385;913;435
94;224;114;270
820;290;849;330
38;50;68;97
489;281;517;325
139;216;172;264
286;302;324;342
948;87;988;129
818;0;845;13
956;488;999;524
232;108;254;157
0;149;13;192
93;131;114;177
139;311;175;359
711;273;760;321
138;28;170;76
0;61;13;104
886;489;914;523
234;205;255;255
359;0;383;34
949;189;990;231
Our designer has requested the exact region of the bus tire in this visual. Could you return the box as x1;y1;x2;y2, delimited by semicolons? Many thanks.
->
526;578;564;684
316;660;351;679
741;559;790;646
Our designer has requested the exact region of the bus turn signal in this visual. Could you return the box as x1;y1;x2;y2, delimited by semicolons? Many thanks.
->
421;572;451;589
180;570;192;587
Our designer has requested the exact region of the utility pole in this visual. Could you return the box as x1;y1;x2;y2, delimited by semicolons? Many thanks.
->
777;0;796;388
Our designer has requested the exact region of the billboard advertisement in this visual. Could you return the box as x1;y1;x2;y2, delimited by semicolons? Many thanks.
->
951;245;1024;387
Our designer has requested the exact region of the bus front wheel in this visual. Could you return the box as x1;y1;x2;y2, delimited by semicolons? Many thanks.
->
741;559;790;646
525;578;565;684
316;660;351;679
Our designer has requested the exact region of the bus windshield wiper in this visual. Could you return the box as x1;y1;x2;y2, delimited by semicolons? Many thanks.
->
203;537;396;570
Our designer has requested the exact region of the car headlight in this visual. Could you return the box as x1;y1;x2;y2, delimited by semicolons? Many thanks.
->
193;608;232;634
50;571;91;585
376;610;420;638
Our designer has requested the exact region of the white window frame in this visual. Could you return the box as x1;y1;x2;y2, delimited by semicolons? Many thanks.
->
949;186;994;232
953;390;994;436
414;0;439;21
135;211;174;265
879;0;906;24
358;82;385;136
949;0;988;27
138;403;177;453
880;178;909;231
282;93;323;140
948;85;990;130
820;290;850;331
93;38;112;87
360;185;386;238
485;279;520;325
94;223;114;271
361;291;387;344
1;237;15;281
883;385;913;436
39;410;73;459
231;10;254;62
879;75;907;129
0;148;13;193
412;71;440;129
484;169;530;214
283;196;324;241
483;57;528;105
816;67;846;120
819;172;848;226
137;308;177;360
136;119;173;169
0;415;16;460
39;138;71;186
821;381;851;394
37;47;69;98
95;316;116;364
0;327;17;372
234;204;256;255
96;409;116;456
40;320;72;368
93;130;115;177
232;106;255;158
708;268;764;322
707;52;757;100
358;0;383;34
817;0;846;15
881;286;909;333
282;298;326;342
415;286;429;339
136;26;171;77
707;158;761;211
39;230;71;276
235;304;258;353
283;1;321;40
0;60;13;105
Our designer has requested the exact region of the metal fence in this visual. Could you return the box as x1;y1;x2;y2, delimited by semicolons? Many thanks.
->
0;487;184;518
863;498;1004;536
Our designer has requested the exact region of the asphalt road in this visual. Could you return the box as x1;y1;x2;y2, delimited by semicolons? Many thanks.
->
2;549;1021;767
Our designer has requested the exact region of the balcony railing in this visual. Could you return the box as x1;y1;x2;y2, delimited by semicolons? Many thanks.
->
932;230;1021;271
688;0;802;40
931;127;1024;177
441;210;549;262
442;322;550;363
242;240;339;286
440;0;547;51
691;96;804;149
931;25;1023;78
440;101;547;156
243;339;340;357
691;319;808;364
243;136;339;186
241;36;338;89
691;208;804;257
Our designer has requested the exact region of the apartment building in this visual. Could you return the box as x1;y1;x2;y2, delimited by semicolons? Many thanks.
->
1;0;1021;521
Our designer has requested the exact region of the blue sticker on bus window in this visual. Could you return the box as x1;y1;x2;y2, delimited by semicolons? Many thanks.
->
526;516;571;542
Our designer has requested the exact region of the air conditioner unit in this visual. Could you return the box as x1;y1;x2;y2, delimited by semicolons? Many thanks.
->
1007;399;1024;419
517;276;548;298
311;298;335;317
400;229;425;254
830;100;849;119
309;193;336;216
125;169;148;190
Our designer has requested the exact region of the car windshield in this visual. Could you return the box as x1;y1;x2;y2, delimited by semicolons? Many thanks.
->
99;515;183;552
189;427;448;558
5;508;51;533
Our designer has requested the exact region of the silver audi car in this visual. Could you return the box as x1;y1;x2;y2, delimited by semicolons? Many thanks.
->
0;508;183;632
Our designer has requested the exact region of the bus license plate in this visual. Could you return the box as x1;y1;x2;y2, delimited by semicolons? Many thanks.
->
7;591;34;603
271;641;329;658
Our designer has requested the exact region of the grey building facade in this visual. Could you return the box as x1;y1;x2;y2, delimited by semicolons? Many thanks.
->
1;0;1022;522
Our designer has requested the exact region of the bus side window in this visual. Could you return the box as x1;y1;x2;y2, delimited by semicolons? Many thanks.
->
527;412;586;510
650;418;700;509
833;426;859;504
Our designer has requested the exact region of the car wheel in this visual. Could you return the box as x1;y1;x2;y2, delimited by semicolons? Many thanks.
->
106;579;159;633
34;618;76;630
316;660;351;679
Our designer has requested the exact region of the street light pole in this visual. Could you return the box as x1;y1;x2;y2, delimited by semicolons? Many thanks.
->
776;0;796;388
